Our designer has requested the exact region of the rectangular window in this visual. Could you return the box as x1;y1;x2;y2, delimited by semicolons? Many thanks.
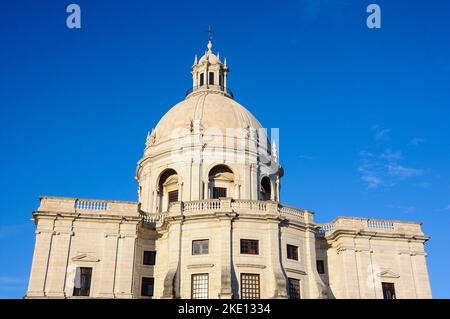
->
199;73;204;86
382;282;396;299
240;239;259;255
191;274;209;299
219;74;223;86
168;190;178;203
212;187;227;199
316;260;325;274
73;267;92;297
192;239;209;255
288;278;301;299
241;273;260;299
287;244;298;260
141;277;154;297
209;72;214;85
143;251;156;266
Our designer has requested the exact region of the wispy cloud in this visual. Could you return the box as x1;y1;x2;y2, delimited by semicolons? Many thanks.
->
408;137;425;146
298;154;315;160
372;125;391;141
358;127;425;189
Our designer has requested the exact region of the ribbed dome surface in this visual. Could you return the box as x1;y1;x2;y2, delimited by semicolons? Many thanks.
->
154;92;263;144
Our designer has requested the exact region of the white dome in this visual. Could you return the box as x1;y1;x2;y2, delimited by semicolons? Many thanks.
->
153;92;263;145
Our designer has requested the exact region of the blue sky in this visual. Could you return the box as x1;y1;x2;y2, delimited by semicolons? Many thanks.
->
0;0;449;298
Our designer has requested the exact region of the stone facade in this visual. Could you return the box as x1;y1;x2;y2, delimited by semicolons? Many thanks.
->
25;39;432;299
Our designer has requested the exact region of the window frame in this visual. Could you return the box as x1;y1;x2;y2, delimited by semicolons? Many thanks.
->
288;278;301;299
240;239;259;255
240;273;260;299
212;187;227;199
168;190;178;204
286;244;299;261
382;282;396;299
316;260;325;274
192;239;209;255
143;250;156;266
73;267;92;297
191;273;209;299
141;277;154;297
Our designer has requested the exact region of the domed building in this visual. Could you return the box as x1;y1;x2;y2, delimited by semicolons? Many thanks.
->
26;39;432;299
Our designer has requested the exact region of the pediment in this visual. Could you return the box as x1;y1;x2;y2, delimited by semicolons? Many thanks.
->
377;270;400;278
72;253;100;262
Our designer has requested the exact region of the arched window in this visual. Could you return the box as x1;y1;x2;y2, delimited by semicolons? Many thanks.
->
208;165;234;199
158;169;179;212
260;176;271;201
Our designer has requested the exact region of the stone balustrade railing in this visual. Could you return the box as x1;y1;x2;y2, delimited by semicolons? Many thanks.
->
37;196;138;217
141;199;309;224
318;216;423;237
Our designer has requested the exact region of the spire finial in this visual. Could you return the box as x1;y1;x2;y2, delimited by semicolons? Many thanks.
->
206;26;214;52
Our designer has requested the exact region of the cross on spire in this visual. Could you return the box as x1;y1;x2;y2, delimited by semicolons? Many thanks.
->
206;26;214;42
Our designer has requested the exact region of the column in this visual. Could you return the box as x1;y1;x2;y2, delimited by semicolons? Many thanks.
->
26;228;54;297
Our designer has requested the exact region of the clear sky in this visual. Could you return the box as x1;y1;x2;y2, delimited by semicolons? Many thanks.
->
0;0;449;298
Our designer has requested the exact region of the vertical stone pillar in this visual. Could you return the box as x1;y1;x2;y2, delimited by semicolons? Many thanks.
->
45;225;74;298
114;223;137;298
98;232;120;298
265;205;287;298
217;212;234;299
250;164;258;200
304;227;328;299
410;251;432;298
162;218;183;298
26;226;54;298
114;231;137;299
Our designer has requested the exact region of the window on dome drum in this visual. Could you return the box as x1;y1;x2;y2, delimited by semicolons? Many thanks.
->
219;74;223;86
73;267;92;297
200;73;204;86
288;278;301;299
168;190;178;203
212;187;227;199
316;260;325;274
209;72;214;85
143;250;156;266
191;274;209;299
240;239;259;255
382;282;396;299
241;273;260;299
141;277;154;297
287;244;298;260
192;239;209;255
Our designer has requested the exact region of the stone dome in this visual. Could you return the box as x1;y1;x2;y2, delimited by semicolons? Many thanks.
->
153;92;263;145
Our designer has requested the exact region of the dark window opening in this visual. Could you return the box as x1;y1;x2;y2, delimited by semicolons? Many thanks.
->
316;260;325;274
212;187;227;199
241;273;260;299
209;72;214;85
240;239;259;255
382;282;396;299
287;244;299;260
143;251;156;266
288;278;301;299
168;190;178;203
141;277;154;297
192;239;209;255
73;267;92;297
219;74;223;86
191;274;209;299
200;73;204;86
